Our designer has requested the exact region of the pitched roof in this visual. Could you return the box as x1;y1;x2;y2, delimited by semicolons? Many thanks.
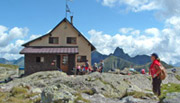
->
22;18;96;51
20;47;78;54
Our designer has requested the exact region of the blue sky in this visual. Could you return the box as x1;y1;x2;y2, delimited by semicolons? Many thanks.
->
0;0;163;36
0;0;180;64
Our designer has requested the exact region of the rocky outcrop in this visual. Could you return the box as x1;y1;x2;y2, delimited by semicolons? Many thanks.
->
0;67;18;82
163;69;180;84
0;68;180;103
163;92;180;103
0;71;159;103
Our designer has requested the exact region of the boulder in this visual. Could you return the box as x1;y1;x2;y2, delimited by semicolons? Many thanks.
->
41;85;75;103
81;93;122;103
0;67;18;82
32;88;42;93
163;92;180;103
162;70;180;84
120;96;158;103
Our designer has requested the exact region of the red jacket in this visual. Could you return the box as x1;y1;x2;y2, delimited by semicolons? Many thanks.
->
149;60;160;77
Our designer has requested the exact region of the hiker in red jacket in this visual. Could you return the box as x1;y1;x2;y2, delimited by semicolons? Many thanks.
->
149;53;162;96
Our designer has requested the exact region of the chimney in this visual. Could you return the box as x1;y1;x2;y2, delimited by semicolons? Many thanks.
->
70;16;73;25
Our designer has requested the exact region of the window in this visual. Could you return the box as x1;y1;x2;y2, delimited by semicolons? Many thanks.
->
62;55;68;65
67;37;77;44
36;57;44;63
77;56;87;62
49;37;59;44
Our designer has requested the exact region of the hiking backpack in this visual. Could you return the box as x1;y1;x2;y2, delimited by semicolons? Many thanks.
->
159;64;167;80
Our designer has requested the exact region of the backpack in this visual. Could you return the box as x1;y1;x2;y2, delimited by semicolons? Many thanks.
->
159;64;167;80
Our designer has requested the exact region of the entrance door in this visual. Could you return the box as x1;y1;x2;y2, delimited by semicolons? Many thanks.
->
61;55;69;72
68;54;75;75
56;55;61;70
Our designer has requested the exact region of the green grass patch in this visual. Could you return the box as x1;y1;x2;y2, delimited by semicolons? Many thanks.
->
81;89;95;95
175;75;180;81
159;83;180;102
145;89;152;92
0;86;41;103
0;63;18;69
10;86;28;97
124;91;154;99
98;78;116;90
74;93;90;103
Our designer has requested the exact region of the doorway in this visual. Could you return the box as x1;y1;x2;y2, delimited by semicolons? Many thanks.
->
56;55;61;70
68;54;75;74
61;55;69;72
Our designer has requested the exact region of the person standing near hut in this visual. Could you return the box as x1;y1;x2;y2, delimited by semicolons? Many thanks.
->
76;64;81;75
149;53;162;96
85;60;90;74
99;60;104;73
93;63;98;72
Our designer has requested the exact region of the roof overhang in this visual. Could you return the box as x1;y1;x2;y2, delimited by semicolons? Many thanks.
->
20;47;79;54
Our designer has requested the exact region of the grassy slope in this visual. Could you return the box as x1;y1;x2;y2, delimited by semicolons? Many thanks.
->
0;64;18;69
104;56;135;71
104;56;173;72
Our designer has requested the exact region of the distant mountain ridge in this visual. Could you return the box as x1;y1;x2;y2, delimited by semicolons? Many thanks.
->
0;58;9;64
0;57;24;67
113;47;151;65
92;47;173;72
92;47;151;65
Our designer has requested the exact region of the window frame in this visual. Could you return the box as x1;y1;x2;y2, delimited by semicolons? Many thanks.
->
36;57;44;63
77;56;87;62
49;37;59;44
67;37;77;44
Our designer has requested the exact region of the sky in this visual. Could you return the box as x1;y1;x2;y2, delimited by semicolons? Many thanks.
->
0;0;180;65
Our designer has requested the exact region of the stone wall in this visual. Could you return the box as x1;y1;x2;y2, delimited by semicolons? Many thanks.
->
25;54;58;75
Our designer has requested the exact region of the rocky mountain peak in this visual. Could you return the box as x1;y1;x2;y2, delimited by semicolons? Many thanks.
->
114;47;124;54
113;47;130;60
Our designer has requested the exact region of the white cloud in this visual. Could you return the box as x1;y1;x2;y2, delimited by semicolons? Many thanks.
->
0;25;28;47
102;0;117;7
9;27;29;39
29;34;42;40
0;25;8;34
0;25;40;60
119;28;134;34
0;25;9;47
0;39;26;60
98;0;159;12
130;30;140;36
157;0;180;19
145;28;160;37
98;0;180;18
89;16;180;64
119;28;140;36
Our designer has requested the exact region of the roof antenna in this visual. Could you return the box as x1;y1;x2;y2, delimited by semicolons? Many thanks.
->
64;0;73;29
65;0;73;18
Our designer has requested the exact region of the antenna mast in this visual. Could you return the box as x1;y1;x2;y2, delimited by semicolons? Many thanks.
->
65;0;72;18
